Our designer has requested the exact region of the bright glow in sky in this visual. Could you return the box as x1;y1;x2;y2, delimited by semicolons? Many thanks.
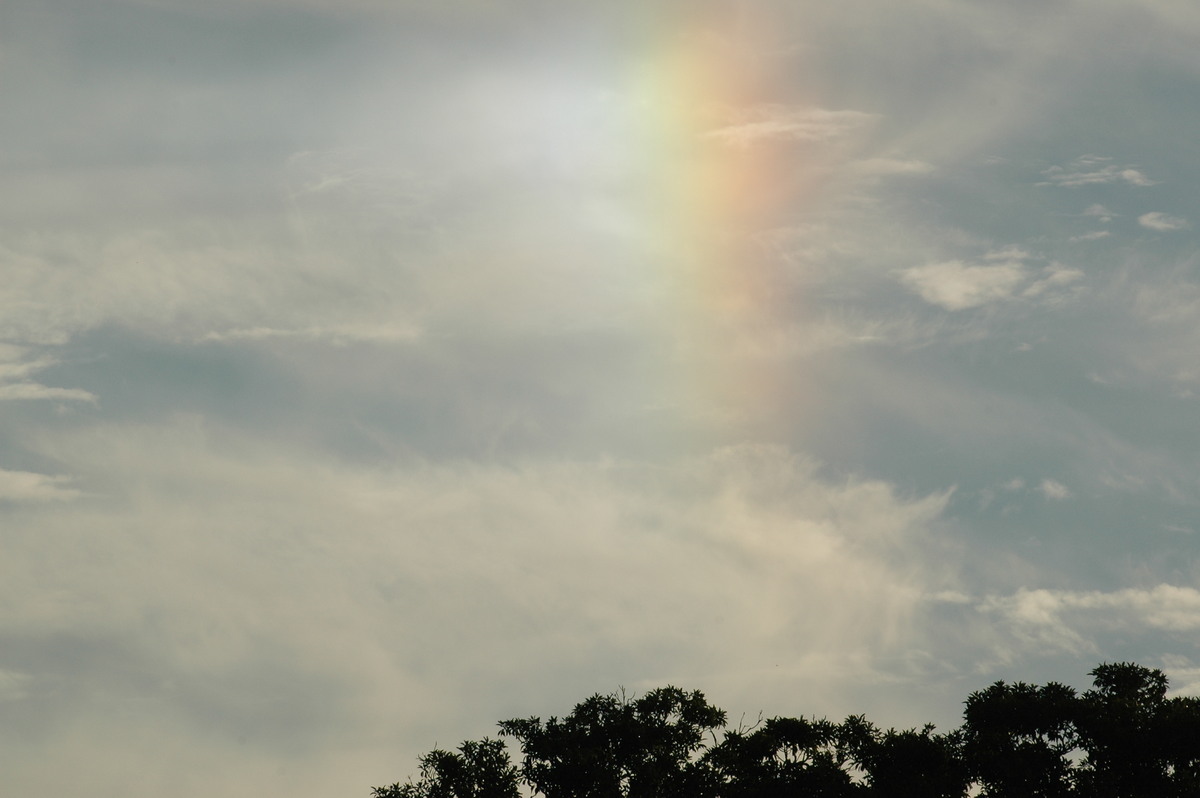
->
4;1;1200;795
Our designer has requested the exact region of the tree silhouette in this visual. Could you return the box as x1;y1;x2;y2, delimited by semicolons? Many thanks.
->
373;738;518;798
703;714;865;797
374;663;1200;798
961;680;1078;797
856;725;967;798
1074;662;1172;798
497;686;725;798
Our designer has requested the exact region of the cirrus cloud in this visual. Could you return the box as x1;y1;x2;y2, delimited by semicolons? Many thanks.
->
1039;155;1155;187
1139;212;1190;231
704;106;877;148
980;584;1200;656
897;260;1028;311
0;469;82;502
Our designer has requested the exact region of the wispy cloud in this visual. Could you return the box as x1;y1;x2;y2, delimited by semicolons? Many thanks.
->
847;157;935;177
1038;478;1071;500
897;249;1084;311
0;669;31;702
0;383;97;402
0;469;82;502
704;106;876;148
1082;204;1117;222
1139;211;1190;231
898;260;1028;311
1039;156;1155;187
200;323;423;345
0;349;96;403
983;246;1031;261
981;584;1200;655
1023;264;1084;298
1119;275;1200;393
1;420;958;793
4;0;1200;793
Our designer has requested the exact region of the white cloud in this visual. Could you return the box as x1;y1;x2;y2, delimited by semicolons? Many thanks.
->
1120;169;1156;186
0;383;97;403
847;157;935;177
4;0;1200;793
0;143;646;348
0;421;956;797
200;323;423;345
980;588;1091;654
1132;277;1200;326
981;585;1200;656
1139;211;1190;231
983;246;1031;261
0;354;55;382
704;106;876;148
929;590;973;604
1070;230;1111;242
1161;655;1200;697
1038;479;1071;500
898;253;1085;311
0;349;95;403
0;669;30;702
1120;276;1200;393
1023;264;1084;298
1040;156;1155;187
1082;204;1116;223
0;470;82;502
898;260;1028;310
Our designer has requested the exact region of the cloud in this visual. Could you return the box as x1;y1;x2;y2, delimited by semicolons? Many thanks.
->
1038;479;1071;500
704;106;876;148
0;352;55;382
1132;276;1200;327
898;260;1028;310
0;138;645;348
1039;156;1155;187
1070;230;1111;242
980;584;1200;655
0;669;31;702
1119;169;1156;186
983;246;1031;261
897;251;1086;311
0;349;96;403
199;323;423;345
1161;655;1200;697
1120;275;1200;392
1022;264;1084;298
1139;212;1190;231
1082;204;1116;223
0;421;956;796
0;383;97;402
847;158;935;177
0;469;82;502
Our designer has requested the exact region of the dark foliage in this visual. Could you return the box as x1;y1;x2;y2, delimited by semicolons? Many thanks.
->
962;680;1078;797
497;687;725;798
375;662;1200;798
373;739;519;798
704;714;864;797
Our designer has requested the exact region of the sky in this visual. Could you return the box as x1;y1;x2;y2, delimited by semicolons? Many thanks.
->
3;0;1200;794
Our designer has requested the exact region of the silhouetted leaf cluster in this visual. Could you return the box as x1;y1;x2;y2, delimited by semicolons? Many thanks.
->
374;663;1200;798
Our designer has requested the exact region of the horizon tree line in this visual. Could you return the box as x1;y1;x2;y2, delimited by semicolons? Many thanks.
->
373;662;1200;798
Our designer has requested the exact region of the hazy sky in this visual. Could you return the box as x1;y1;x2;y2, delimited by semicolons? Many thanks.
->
4;1;1200;794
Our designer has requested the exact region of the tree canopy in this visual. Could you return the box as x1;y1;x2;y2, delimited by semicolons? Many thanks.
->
374;662;1200;798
